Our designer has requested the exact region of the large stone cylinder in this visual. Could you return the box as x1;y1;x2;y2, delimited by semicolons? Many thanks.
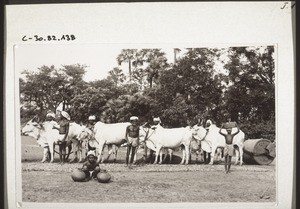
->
243;139;276;165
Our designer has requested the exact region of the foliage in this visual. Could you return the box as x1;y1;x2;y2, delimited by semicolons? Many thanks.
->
222;46;275;139
20;64;87;122
117;49;169;88
239;117;275;141
158;48;223;126
116;49;138;81
20;46;275;140
223;46;275;122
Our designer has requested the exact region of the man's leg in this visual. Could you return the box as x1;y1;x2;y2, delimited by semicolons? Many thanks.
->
143;144;147;162
130;146;136;164
70;139;78;163
59;144;63;163
149;149;154;163
228;156;232;173
82;166;91;181
126;145;131;166
92;166;101;179
204;151;207;164
62;141;66;163
224;155;228;173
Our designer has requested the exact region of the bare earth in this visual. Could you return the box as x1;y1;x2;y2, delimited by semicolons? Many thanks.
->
21;136;276;203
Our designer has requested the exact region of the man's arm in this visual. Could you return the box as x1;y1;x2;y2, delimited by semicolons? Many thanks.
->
234;122;238;127
219;124;226;136
219;131;226;136
82;161;89;170
52;123;60;130
232;127;240;136
137;127;140;140
125;126;129;142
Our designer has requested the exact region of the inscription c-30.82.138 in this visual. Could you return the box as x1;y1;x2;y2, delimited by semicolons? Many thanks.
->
22;35;76;42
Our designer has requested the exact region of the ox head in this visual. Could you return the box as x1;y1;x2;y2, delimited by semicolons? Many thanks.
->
21;116;42;138
78;127;93;142
139;125;158;151
139;124;157;142
192;125;207;141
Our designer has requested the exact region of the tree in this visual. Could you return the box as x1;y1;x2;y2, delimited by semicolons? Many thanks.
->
173;48;181;63
69;87;107;123
223;46;275;140
20;65;65;114
116;49;138;81
107;67;126;87
20;64;88;120
117;49;170;89
143;49;169;88
223;46;275;122
161;94;198;127
158;48;224;124
100;93;156;123
60;64;87;110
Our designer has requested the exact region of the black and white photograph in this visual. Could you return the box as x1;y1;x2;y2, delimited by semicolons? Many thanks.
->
18;44;277;203
5;2;294;209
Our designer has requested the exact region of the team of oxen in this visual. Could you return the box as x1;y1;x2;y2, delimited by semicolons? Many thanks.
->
21;117;245;166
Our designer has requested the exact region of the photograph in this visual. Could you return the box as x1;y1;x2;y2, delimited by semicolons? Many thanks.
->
17;44;276;203
5;2;294;209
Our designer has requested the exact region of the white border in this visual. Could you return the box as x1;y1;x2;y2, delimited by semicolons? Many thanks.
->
5;2;294;209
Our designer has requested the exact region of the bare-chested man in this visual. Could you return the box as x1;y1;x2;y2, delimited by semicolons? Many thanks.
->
219;124;240;174
125;116;140;167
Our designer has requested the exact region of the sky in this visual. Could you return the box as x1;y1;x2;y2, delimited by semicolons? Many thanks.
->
15;44;271;84
15;44;181;82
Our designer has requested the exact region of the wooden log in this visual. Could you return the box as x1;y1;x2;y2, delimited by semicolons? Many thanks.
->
243;139;275;165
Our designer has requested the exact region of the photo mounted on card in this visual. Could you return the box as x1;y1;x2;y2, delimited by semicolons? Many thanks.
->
6;2;294;209
15;42;277;203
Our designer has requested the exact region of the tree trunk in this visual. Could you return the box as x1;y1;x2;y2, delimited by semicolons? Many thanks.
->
39;104;44;115
149;77;153;88
129;61;132;81
174;48;181;63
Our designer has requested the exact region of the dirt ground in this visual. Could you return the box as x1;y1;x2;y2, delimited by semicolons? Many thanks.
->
21;136;276;203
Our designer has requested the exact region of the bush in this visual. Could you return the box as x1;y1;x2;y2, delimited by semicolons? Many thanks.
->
239;119;275;142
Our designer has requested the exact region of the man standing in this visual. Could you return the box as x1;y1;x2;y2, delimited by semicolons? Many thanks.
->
125;116;140;167
152;117;162;129
85;115;98;154
87;115;97;130
219;124;240;174
53;111;71;163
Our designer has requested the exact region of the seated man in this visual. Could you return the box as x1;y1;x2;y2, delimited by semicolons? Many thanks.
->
81;150;101;181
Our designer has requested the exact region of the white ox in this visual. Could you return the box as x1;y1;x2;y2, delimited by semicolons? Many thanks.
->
21;118;85;163
193;123;245;165
80;121;131;163
139;125;195;164
143;123;175;164
78;127;120;163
